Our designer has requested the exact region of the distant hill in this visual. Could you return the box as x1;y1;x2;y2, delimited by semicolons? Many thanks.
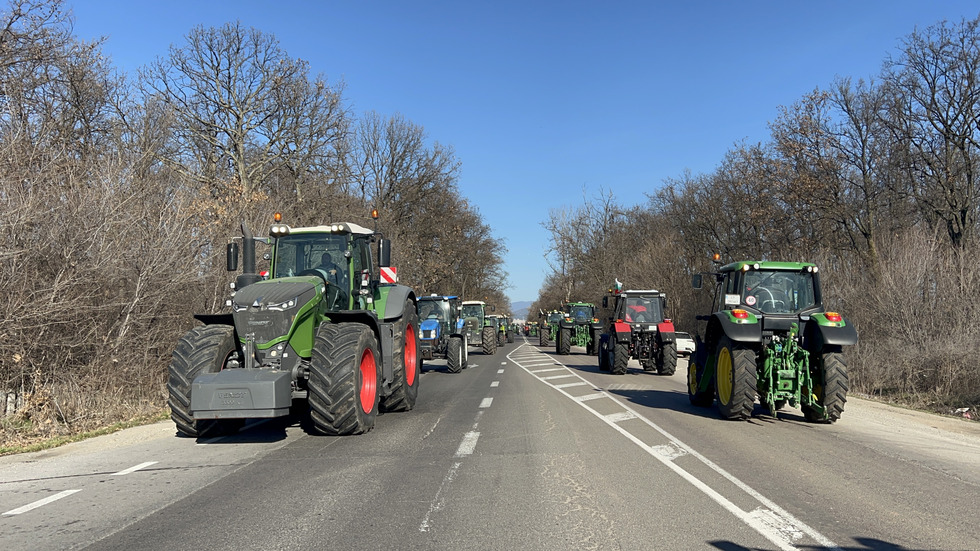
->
511;300;532;320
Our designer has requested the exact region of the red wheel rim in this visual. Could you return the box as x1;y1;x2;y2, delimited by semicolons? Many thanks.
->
404;323;417;386
359;347;377;413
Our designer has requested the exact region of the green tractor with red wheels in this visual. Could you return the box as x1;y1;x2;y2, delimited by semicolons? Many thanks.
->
688;260;857;422
167;214;421;438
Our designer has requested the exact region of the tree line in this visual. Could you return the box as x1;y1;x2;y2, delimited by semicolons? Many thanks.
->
534;14;980;416
0;0;507;443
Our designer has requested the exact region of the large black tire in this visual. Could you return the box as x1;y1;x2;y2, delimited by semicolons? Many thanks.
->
657;342;677;376
611;341;630;375
688;355;714;407
598;336;611;371
588;329;600;356
803;349;848;423
557;327;571;355
507;330;514;344
309;323;379;435
482;326;497;355
714;336;757;420
461;335;469;368
539;326;549;347
381;299;421;412
167;325;244;438
447;335;464;374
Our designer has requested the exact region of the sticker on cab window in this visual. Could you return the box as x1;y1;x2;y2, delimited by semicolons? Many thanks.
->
745;295;756;306
725;294;740;306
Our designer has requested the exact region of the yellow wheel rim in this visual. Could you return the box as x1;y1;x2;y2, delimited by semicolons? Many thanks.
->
688;360;699;395
717;347;733;405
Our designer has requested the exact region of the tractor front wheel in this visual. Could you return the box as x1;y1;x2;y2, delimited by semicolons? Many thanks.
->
381;299;420;412
714;337;757;420
167;325;244;438
803;349;848;423
687;355;714;407
482;326;497;355
557;327;571;355
308;323;380;435
447;336;464;374
539;326;549;347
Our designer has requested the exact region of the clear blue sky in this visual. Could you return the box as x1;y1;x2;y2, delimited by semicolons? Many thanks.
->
70;0;980;304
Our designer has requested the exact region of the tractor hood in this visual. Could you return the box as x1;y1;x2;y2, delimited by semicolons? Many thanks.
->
420;318;441;340
231;278;321;345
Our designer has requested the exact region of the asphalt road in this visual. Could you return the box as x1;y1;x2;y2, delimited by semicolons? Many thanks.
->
2;337;978;550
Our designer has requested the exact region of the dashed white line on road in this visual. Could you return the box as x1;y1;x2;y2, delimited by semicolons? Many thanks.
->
554;381;590;389
497;369;505;374
576;392;607;402
529;367;566;374
3;489;82;516
541;374;575;380
479;398;493;408
455;431;480;457
490;381;499;387
111;461;158;476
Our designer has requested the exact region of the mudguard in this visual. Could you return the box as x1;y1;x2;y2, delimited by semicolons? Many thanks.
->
712;312;762;343
380;284;415;320
612;321;632;343
657;321;675;343
803;317;858;349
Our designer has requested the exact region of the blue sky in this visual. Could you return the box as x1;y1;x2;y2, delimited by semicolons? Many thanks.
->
70;0;980;304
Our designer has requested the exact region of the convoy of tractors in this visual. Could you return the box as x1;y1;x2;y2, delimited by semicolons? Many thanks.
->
168;213;858;439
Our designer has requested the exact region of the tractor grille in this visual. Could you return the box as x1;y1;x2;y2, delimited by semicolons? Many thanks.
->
232;280;316;345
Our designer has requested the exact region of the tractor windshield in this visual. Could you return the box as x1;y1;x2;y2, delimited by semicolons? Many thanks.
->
741;270;816;314
547;312;563;323
568;305;594;322
273;233;349;287
419;300;450;322
621;296;663;323
461;304;484;319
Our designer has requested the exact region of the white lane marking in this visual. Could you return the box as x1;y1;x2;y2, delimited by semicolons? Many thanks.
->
3;489;82;516
490;381;500;387
541;374;576;381
455;431;480;457
479;398;493;408
497;369;505;374
111;461;158;476
651;443;688;461
554;381;590;389
505;344;840;551
423;415;444;439
500;362;508;365
419;461;462;532
529;367;566;374
605;411;638;423
576;392;607;402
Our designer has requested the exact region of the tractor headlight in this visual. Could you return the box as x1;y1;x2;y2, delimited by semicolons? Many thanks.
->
267;297;299;312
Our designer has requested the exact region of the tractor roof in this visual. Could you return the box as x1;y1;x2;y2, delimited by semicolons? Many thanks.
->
620;289;663;296
420;295;459;301
720;260;817;273
286;222;374;236
565;302;596;307
462;300;486;305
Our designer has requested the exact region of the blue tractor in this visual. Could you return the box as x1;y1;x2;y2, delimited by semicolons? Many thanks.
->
417;295;469;373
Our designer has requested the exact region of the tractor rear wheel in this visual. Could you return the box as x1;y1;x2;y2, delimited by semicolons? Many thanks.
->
803;349;848;423
687;355;714;407
588;329;600;356
657;341;677;376
381;299;420;412
539;326;549;347
557;327;571;355
598;336;611;371
308;323;380;435
714;336;757;420
447;336;464;373
482;326;497;355
611;341;629;375
167;325;244;438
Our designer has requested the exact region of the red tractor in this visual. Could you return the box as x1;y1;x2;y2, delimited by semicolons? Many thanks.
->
598;288;677;375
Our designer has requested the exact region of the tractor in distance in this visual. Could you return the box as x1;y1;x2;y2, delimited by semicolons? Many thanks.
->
461;300;497;355
538;309;563;346
498;314;514;344
555;302;602;355
417;294;469;373
167;213;420;438
687;259;857;422
598;287;677;375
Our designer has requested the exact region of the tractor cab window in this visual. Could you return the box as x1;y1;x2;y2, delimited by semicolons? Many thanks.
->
621;296;663;323
742;270;816;314
568;305;593;321
547;311;563;323
273;233;349;288
461;304;484;319
420;301;449;322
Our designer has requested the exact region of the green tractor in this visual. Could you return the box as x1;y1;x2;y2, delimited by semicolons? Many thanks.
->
498;314;514;344
538;309;563;346
461;300;497;355
688;260;857;422
555;302;602;355
167;215;421;438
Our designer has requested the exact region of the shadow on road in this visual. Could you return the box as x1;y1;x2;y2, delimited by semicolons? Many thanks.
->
709;537;946;551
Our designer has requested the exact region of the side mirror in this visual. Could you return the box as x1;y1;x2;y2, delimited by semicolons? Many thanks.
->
602;296;608;308
691;274;702;289
227;242;239;272
491;305;496;312
378;238;391;267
